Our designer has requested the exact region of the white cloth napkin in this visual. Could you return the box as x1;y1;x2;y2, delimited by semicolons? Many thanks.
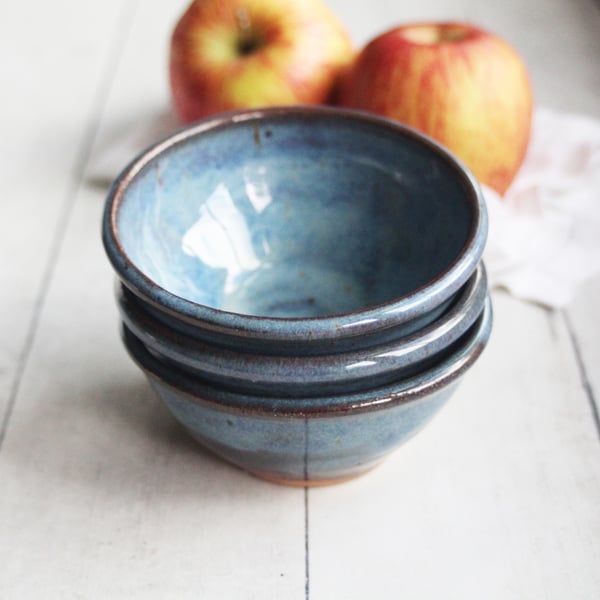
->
89;106;600;309
483;107;600;308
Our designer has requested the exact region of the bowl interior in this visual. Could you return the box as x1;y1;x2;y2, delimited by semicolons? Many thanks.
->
115;111;476;319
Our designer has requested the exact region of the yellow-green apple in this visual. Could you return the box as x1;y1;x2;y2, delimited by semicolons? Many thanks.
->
169;0;354;123
338;22;533;195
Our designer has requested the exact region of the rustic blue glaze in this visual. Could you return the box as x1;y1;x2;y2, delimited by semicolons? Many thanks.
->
103;106;487;354
121;297;493;485
117;265;488;396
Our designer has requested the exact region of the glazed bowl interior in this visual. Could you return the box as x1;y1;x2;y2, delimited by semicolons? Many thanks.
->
105;107;485;334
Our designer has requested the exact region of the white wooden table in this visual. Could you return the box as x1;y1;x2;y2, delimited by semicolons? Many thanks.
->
1;1;599;598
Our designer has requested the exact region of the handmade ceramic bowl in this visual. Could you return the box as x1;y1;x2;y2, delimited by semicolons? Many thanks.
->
122;297;493;486
102;106;487;355
117;264;488;396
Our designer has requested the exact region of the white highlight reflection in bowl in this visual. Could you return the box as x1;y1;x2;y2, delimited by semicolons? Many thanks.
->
182;183;261;293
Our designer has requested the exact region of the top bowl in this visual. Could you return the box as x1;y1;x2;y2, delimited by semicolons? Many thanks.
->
102;106;487;354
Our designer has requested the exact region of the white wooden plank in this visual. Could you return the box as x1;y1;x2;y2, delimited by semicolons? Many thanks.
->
0;0;130;419
87;0;188;158
308;291;600;599
565;277;600;424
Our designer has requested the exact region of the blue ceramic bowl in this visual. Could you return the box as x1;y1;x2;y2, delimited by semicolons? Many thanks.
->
121;297;493;486
103;106;487;355
117;264;488;396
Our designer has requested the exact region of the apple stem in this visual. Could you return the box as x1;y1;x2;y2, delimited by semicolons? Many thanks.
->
235;7;261;55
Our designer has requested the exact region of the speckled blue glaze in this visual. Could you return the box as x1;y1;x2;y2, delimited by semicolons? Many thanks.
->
117;264;488;396
122;297;493;485
103;106;487;354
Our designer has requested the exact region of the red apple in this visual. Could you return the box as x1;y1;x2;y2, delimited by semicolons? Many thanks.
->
169;0;355;123
338;22;533;195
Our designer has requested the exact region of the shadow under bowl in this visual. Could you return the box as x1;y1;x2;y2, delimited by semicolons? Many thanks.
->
121;296;493;486
117;264;488;397
103;106;487;355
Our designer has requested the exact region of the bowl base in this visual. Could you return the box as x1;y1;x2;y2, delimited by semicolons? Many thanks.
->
250;465;380;487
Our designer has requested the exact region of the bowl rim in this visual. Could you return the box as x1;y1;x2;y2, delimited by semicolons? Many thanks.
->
122;296;493;417
102;105;488;342
118;264;487;390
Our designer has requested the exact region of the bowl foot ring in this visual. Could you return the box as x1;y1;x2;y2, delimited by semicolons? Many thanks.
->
250;464;380;487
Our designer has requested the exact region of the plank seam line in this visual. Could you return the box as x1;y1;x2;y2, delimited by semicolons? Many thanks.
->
304;415;310;600
0;0;139;453
563;310;600;441
304;486;310;600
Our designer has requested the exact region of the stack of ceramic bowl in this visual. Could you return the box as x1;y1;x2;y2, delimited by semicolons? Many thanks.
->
102;106;492;486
